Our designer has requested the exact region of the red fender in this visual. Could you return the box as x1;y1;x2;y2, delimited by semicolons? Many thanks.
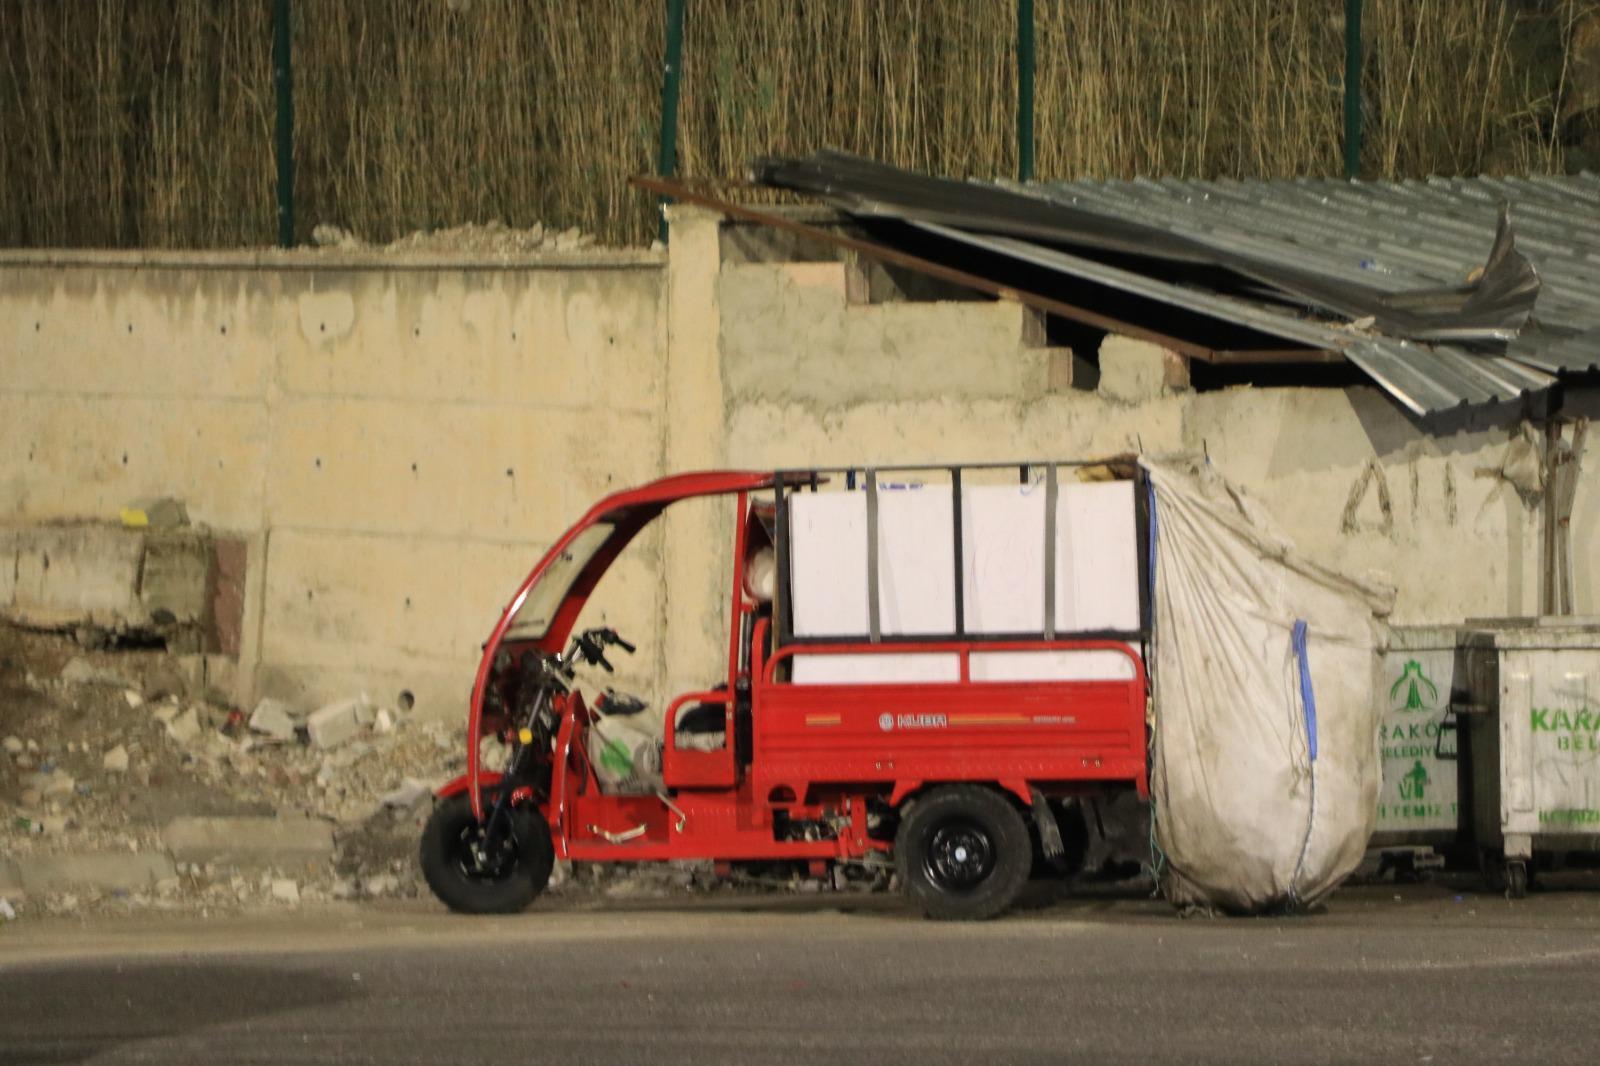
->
888;779;1035;809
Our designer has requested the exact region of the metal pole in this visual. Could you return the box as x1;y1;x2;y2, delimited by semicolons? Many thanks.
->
1342;0;1362;180
273;0;295;248
656;0;686;243
1016;0;1035;182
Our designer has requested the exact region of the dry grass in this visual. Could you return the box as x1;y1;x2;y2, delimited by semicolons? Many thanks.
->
0;0;1585;249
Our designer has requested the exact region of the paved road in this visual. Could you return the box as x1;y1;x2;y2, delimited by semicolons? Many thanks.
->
4;882;1600;1065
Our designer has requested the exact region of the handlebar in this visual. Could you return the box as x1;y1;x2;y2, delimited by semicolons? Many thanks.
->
570;626;635;673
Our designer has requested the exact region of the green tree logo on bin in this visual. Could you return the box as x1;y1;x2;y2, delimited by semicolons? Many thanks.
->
1398;759;1430;800
1389;659;1438;712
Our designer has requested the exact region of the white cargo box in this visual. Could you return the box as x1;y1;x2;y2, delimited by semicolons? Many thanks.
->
787;476;1140;649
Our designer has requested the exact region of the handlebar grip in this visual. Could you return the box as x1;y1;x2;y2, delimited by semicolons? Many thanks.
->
598;654;615;673
614;636;636;654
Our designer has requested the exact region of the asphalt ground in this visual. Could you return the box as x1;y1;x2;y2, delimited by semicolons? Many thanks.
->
3;879;1600;1065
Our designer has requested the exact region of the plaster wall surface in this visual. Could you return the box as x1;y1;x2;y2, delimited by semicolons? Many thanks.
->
683;215;1586;688
0;251;668;716
2;225;1593;725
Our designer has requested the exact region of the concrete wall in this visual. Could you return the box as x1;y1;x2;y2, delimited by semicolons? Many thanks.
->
656;206;1594;686
2;216;1594;718
0;249;669;715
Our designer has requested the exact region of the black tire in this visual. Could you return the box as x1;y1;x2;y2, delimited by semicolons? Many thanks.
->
1506;860;1528;900
894;785;1032;921
420;792;554;914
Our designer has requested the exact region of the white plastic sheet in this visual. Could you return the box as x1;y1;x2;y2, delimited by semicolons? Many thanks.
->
1145;458;1395;912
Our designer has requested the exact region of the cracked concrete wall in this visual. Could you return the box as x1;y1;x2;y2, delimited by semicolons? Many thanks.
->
4;226;1593;723
1;250;670;717
673;214;1593;686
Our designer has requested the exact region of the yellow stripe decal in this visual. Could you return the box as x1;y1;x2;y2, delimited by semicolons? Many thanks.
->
805;714;842;726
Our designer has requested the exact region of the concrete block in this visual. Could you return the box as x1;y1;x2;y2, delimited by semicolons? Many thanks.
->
249;698;299;741
1;524;144;627
139;532;211;624
16;852;177;894
1097;335;1189;403
1045;348;1079;392
60;657;127;687
0;524;211;631
161;816;335;868
164;707;202;745
306;697;365;749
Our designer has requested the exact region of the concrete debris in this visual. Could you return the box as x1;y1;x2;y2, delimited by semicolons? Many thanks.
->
2;626;488;915
26;769;76;801
13;852;177;894
60;656;126;687
378;778;432;809
0;898;16;921
249;698;299;742
164;707;201;745
119;496;189;530
307;696;368;750
161;816;336;867
1502;434;1545;499
270;878;301;905
311;219;601;256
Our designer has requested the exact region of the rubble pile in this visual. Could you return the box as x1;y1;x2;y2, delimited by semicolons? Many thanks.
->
0;626;806;925
310;220;600;256
0;627;463;921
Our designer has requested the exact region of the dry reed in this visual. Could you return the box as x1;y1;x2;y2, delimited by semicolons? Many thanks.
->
0;0;1584;249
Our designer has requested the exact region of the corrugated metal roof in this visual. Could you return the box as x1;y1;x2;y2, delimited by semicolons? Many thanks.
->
755;152;1600;418
1017;173;1600;413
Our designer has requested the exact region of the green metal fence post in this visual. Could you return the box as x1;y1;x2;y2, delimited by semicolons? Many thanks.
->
656;0;686;244
1343;0;1362;180
273;0;295;247
1017;0;1035;182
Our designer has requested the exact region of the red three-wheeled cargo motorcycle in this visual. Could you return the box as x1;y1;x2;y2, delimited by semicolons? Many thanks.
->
421;461;1150;919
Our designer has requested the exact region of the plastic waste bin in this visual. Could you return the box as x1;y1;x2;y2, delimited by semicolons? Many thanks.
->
1458;618;1600;898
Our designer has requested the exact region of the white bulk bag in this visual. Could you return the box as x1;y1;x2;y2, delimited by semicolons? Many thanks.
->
1144;458;1394;912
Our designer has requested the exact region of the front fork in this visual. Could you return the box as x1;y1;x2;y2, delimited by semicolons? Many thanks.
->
478;692;556;854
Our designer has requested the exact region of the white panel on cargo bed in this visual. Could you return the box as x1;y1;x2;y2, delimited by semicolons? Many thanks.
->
791;653;961;685
961;484;1047;633
1056;480;1140;632
878;486;955;635
789;492;868;636
968;649;1138;682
